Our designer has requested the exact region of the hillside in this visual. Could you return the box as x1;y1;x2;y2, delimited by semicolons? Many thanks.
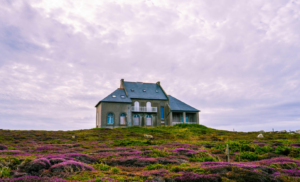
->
0;124;300;182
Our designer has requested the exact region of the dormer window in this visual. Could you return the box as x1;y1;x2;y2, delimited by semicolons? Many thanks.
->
112;95;116;98
143;89;146;92
131;89;134;92
120;95;125;99
156;90;158;93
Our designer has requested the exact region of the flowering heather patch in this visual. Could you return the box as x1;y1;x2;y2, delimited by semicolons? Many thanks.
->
135;157;158;166
291;143;300;148
174;172;221;182
0;145;8;150
25;158;51;175
49;158;67;165
50;161;94;172
150;169;169;177
256;157;300;166
0;176;68;182
34;146;60;152
275;169;300;177
0;150;24;155
65;153;97;164
118;151;141;156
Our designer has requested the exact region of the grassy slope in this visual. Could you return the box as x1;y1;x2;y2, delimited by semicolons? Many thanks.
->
0;124;300;181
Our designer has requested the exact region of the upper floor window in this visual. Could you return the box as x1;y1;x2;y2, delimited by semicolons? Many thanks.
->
107;113;113;124
134;101;139;110
146;102;151;112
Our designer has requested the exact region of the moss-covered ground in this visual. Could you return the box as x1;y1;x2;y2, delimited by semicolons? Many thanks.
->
0;124;300;181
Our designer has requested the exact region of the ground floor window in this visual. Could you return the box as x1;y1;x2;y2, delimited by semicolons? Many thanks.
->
107;113;113;124
133;114;139;125
120;113;126;125
146;114;152;126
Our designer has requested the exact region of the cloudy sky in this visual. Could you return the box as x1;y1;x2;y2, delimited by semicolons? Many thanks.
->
1;0;300;131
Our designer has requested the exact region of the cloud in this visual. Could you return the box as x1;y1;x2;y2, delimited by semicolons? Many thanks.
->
0;0;300;131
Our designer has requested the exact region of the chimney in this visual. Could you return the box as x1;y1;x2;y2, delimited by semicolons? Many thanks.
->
120;79;124;88
156;81;160;85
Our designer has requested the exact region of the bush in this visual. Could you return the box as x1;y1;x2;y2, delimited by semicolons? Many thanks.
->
0;167;11;178
146;164;166;170
25;158;51;175
236;152;258;161
275;146;291;156
50;161;94;172
111;167;120;174
94;163;111;171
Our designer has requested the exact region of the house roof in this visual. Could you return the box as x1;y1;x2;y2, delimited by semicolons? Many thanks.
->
123;82;168;100
168;95;199;112
95;89;132;107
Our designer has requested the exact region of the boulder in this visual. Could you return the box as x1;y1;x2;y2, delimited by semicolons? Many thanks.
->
144;134;153;139
296;130;300;134
257;134;264;138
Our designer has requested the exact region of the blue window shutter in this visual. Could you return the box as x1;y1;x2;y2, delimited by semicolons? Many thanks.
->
160;107;164;119
180;114;183;123
186;115;188;123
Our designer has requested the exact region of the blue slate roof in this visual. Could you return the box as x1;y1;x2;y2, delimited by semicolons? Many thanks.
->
168;95;199;112
123;82;168;100
95;89;132;107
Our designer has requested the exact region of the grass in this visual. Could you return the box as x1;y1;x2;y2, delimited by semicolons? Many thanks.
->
0;124;299;181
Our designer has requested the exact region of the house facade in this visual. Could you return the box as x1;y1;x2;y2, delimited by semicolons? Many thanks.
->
95;79;200;128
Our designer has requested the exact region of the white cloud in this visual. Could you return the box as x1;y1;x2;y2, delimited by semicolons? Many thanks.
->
0;0;300;131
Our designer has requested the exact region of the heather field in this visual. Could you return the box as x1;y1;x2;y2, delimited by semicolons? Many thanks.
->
0;124;300;182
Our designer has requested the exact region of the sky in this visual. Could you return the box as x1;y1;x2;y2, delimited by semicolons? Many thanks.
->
1;0;300;132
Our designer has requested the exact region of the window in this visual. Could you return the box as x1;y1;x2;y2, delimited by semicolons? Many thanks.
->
186;115;189;123
143;89;146;92
131;89;134;92
156;90;158;93
120;113;126;125
120;95;125;99
160;106;164;119
107;113;113;124
133;114;139;125
134;101;139;111
180;114;183;123
96;113;99;127
112;95;116;98
146;114;152;126
146;102;151;112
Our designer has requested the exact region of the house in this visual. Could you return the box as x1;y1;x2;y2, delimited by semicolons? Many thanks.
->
95;79;200;128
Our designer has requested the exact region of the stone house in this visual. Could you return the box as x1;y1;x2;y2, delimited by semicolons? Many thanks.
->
95;79;200;128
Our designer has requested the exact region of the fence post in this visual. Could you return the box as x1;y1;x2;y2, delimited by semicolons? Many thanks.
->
226;144;230;162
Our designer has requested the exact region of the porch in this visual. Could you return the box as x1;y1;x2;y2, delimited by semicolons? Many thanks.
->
170;112;198;125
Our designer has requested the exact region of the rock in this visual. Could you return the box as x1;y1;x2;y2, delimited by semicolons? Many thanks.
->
177;159;188;164
152;177;165;182
296;130;300;134
278;130;287;133
144;134;153;139
259;130;265;133
257;134;264;138
72;136;76;139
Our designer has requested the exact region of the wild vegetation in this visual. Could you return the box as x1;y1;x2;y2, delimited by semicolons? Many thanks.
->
0;124;300;181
